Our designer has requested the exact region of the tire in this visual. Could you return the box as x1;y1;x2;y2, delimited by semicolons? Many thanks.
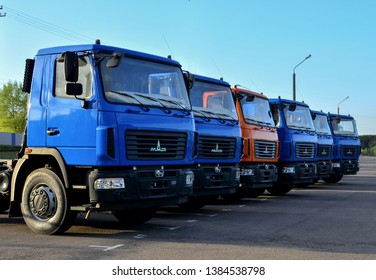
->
221;192;244;203
295;183;311;188
178;198;207;211
21;168;76;235
247;188;266;198
0;194;10;213
113;207;156;225
266;185;293;196
323;174;343;184
0;171;11;213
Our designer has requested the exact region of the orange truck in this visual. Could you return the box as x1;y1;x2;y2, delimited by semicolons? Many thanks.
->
230;86;279;198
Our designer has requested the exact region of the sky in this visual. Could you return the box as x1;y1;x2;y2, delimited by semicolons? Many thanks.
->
1;0;375;135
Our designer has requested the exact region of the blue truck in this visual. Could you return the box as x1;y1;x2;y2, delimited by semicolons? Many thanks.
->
181;74;241;209
324;113;361;183
310;110;333;182
268;97;317;195
0;42;196;234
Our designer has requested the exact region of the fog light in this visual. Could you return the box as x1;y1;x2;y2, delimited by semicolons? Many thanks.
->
94;178;125;190
186;173;194;185
241;168;254;176
282;167;295;174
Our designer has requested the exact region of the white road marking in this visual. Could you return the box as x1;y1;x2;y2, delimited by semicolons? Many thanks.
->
155;226;181;230
133;234;147;239
89;244;124;251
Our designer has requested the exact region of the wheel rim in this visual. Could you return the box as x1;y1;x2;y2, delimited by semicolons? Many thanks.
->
29;184;57;220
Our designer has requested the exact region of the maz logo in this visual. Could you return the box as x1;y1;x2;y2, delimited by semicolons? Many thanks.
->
211;144;223;153
150;140;167;152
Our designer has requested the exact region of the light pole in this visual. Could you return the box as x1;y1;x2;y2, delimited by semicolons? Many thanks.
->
337;96;349;114
293;54;311;101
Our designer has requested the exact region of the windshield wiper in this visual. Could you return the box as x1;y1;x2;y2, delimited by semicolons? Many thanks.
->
244;117;272;127
192;109;211;122
110;91;150;111
288;124;315;132
201;110;226;123
216;112;239;124
159;98;191;115
134;93;172;114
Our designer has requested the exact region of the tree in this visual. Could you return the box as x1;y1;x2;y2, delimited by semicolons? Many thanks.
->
0;81;28;133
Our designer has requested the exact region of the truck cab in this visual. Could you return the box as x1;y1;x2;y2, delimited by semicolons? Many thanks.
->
269;97;317;195
325;113;361;183
311;110;333;182
232;86;278;198
1;42;196;234
182;74;241;209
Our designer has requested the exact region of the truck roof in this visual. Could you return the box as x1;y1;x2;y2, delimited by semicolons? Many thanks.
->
35;43;182;67
231;87;269;100
310;109;327;116
269;97;310;107
193;74;231;87
327;113;354;119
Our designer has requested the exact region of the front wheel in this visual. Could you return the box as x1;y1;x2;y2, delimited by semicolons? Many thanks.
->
0;171;10;212
221;192;244;203
247;188;266;198
323;174;343;184
0;194;10;213
266;185;293;196
113;207;156;225
21;168;76;235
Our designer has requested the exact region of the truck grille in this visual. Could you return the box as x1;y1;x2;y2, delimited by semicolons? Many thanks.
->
296;142;315;159
197;136;236;159
254;140;277;159
126;130;187;160
318;144;332;158
340;145;357;157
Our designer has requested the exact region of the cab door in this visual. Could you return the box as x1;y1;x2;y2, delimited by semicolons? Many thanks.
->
46;54;97;165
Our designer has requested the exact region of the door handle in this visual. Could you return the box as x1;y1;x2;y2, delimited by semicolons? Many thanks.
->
47;129;60;136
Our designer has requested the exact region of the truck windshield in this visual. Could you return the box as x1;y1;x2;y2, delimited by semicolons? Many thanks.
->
283;104;315;131
313;114;331;135
330;117;358;136
189;81;238;121
100;56;191;110
239;95;275;127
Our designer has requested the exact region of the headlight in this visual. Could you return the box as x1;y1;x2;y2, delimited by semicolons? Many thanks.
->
241;168;254;176
186;173;194;185
282;167;295;174
94;178;125;190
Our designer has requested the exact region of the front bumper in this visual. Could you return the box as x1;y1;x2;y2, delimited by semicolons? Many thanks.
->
88;166;194;210
190;164;240;197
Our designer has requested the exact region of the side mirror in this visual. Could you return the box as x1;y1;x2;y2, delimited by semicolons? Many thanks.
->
183;71;195;91
64;51;79;82
106;52;123;68
288;103;296;112
66;83;83;96
22;59;35;94
246;95;255;102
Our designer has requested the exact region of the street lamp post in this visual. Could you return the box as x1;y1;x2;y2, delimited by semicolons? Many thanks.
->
337;96;349;114
293;54;311;101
